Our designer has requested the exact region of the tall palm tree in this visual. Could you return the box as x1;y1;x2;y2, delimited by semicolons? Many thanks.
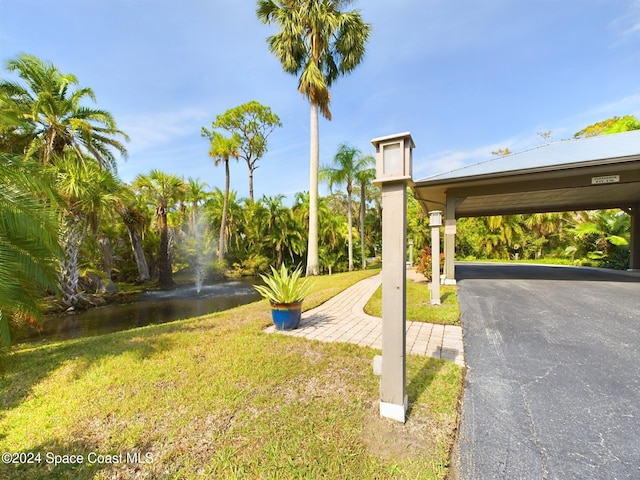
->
355;156;376;268
320;144;373;270
0;154;62;346
133;170;186;287
200;130;241;264
0;53;128;170
185;177;209;235
257;0;371;275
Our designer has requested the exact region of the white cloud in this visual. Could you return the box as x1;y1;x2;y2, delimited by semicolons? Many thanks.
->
412;131;553;180
119;108;209;154
623;21;640;36
609;0;640;44
414;91;640;182
582;94;640;118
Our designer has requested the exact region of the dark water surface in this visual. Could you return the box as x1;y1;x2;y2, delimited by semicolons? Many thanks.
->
19;279;261;343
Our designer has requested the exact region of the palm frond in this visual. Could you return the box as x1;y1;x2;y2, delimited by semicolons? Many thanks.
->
0;311;10;348
0;156;63;343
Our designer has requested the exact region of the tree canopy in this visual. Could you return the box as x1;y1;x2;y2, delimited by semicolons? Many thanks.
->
212;101;282;201
574;115;640;138
0;53;129;170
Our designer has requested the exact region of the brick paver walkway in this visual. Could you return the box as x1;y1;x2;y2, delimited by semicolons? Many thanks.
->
265;273;465;367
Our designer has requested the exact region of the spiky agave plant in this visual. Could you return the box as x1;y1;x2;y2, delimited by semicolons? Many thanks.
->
253;264;312;305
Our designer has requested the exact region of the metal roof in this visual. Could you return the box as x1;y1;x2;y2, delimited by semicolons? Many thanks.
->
417;130;640;184
412;130;640;218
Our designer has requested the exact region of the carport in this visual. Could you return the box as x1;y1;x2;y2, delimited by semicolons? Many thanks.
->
413;130;640;282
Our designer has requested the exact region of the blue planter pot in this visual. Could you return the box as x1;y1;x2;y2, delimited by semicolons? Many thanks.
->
270;301;303;330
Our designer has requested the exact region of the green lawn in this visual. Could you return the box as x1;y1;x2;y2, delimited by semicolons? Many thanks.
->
0;269;463;480
365;279;460;326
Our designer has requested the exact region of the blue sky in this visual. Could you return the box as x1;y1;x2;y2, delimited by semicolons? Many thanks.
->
1;0;639;202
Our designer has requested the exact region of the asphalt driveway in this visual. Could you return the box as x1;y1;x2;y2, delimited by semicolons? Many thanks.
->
455;263;640;480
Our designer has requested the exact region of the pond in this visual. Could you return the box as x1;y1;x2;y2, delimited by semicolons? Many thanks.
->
18;279;262;344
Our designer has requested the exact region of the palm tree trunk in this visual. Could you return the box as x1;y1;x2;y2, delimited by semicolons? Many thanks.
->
347;191;353;271
306;103;320;276
219;159;230;263
99;235;113;280
117;206;150;282
58;215;84;307
127;226;150;281
158;205;174;287
360;182;367;269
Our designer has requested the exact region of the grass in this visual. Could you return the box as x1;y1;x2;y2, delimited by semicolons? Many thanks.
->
365;278;460;326
0;269;463;480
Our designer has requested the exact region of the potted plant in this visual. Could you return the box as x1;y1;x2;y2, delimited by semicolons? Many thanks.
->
254;264;312;330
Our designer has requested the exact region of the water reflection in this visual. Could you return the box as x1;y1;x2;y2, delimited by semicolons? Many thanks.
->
20;279;261;343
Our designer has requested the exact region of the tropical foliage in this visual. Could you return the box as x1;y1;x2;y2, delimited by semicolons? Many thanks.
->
0;53;128;169
321;143;375;271
132;170;187;287
574;115;640;138
0;155;62;346
0;52;635;346
210;101;282;201
440;209;631;269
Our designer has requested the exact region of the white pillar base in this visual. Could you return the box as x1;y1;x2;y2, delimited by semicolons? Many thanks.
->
380;396;408;423
428;282;441;305
444;278;457;285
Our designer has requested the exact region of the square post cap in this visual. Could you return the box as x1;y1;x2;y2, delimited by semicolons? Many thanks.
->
371;132;415;185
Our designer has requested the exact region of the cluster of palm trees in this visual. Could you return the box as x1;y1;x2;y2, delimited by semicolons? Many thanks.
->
0;54;383;347
0;54;131;344
4;0;632;348
0;0;375;344
198;186;381;277
0;45;383;344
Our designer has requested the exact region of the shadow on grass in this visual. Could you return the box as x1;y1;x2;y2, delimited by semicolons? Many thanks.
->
1;298;276;427
0;321;194;421
441;291;454;303
406;357;447;418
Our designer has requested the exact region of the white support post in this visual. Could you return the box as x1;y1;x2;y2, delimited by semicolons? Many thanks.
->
429;211;442;305
380;181;408;422
371;132;415;424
